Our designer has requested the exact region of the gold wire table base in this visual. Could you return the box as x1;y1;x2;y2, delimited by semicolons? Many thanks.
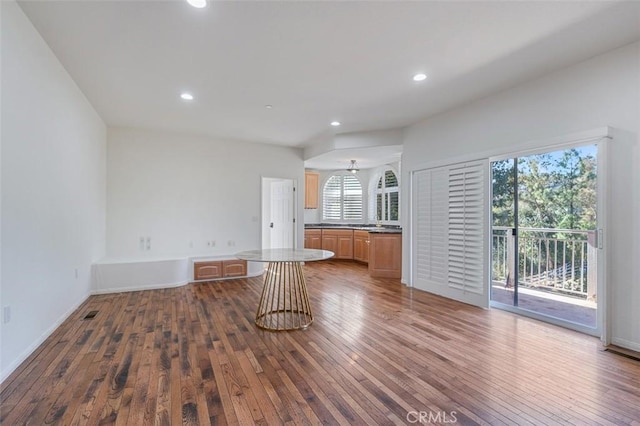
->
255;261;313;331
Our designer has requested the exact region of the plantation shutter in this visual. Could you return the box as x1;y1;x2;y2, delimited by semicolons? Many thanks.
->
414;167;448;289
342;175;363;220
322;176;342;221
447;162;485;294
412;160;488;307
322;174;362;221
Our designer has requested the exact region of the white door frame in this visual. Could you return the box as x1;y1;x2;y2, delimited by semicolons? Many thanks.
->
488;135;610;340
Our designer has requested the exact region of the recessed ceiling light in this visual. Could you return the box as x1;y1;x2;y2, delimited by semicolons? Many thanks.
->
330;121;341;127
186;0;207;8
265;105;273;109
180;92;194;101
413;73;427;82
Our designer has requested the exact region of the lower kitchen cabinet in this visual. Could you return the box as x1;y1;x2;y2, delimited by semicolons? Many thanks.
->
368;233;402;278
353;230;370;263
304;227;402;278
321;229;353;259
304;229;322;249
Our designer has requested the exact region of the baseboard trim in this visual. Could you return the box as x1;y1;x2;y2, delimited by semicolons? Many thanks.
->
604;344;640;362
91;280;189;295
0;292;91;384
611;338;640;353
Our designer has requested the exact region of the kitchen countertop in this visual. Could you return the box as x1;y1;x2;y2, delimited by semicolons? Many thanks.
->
304;224;402;234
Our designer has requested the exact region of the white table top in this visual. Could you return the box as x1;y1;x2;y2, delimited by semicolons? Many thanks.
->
235;248;334;262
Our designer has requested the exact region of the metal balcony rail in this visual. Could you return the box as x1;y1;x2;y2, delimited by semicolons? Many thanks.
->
492;226;597;300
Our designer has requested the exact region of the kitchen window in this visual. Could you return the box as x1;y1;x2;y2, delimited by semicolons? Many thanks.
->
370;168;399;224
322;173;363;221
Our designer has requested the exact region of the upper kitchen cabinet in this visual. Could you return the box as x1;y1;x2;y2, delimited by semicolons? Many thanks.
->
304;172;319;209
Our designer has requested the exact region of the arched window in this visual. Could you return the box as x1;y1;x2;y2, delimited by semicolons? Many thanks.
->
322;173;363;221
370;168;399;223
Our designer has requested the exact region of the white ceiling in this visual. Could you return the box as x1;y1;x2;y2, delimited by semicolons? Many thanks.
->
305;145;403;171
18;0;640;168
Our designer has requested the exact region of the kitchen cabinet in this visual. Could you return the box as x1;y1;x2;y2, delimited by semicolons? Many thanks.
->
368;233;402;278
353;230;370;263
304;229;322;249
304;172;319;209
304;227;401;277
321;229;353;259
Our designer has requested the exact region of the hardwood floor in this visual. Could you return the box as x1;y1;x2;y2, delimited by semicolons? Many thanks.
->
2;260;639;425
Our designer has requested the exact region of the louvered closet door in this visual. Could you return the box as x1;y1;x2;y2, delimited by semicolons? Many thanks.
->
412;160;489;308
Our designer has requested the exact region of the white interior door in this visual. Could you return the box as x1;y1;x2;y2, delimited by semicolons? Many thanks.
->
262;178;295;249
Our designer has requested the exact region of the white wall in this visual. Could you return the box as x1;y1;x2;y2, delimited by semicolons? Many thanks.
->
1;2;107;381
402;42;640;350
106;127;304;259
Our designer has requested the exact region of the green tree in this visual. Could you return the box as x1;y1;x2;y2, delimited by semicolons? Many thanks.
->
491;159;514;227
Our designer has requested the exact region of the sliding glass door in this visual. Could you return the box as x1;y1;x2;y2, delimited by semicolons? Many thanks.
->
490;144;601;333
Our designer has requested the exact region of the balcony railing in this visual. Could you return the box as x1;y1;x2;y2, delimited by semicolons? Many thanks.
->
492;226;597;300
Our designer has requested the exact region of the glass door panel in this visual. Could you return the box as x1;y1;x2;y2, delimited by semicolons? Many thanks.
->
491;158;516;306
491;145;598;330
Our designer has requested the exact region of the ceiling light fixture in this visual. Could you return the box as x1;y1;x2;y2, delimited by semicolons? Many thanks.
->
330;121;341;127
347;160;360;174
180;92;194;101
413;73;427;82
265;105;273;109
186;0;207;8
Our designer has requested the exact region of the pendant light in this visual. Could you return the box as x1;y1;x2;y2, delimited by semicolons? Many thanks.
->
347;160;360;174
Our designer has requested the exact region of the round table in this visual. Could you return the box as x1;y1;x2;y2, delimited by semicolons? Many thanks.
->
236;248;334;331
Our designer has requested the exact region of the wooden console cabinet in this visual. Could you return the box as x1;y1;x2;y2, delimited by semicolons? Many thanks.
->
222;259;247;277
194;259;247;281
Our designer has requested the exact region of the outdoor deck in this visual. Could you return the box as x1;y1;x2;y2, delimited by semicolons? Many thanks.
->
491;282;596;327
492;226;597;328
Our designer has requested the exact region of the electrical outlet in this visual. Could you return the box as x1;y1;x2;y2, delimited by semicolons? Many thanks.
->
146;237;151;250
3;306;11;324
211;240;216;247
227;240;235;247
139;236;145;251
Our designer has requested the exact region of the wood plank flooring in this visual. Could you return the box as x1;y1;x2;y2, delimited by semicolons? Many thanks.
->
1;260;639;425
